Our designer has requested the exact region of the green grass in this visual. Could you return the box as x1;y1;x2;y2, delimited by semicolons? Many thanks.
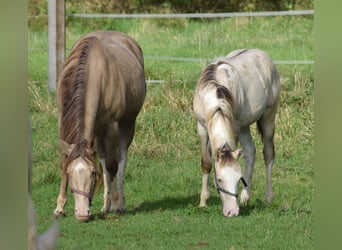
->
29;16;313;249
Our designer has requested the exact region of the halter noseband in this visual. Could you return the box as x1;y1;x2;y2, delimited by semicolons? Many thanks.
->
214;165;248;198
69;172;96;205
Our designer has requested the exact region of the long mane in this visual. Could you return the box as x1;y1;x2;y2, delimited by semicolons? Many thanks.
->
197;61;240;151
57;36;98;170
199;62;236;126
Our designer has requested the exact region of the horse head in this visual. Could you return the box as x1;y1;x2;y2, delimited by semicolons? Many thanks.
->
214;144;245;217
60;140;97;222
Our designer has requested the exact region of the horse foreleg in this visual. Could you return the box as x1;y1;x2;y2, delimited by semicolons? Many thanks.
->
200;160;211;207
100;158;112;213
54;171;68;217
197;121;212;207
239;128;256;205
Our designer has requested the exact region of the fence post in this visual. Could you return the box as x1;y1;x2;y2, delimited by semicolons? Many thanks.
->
48;0;65;92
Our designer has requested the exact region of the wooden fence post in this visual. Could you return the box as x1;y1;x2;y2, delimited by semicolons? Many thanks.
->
48;0;65;92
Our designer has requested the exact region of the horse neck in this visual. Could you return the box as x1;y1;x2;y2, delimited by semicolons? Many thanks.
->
208;111;237;155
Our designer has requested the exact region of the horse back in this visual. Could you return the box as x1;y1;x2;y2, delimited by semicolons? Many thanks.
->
194;49;280;129
85;31;146;120
218;49;280;120
57;31;146;145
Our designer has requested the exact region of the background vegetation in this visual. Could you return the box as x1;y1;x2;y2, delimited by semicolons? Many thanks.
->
28;0;314;29
28;1;313;249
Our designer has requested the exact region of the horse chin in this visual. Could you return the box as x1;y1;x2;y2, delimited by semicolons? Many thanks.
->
74;208;92;222
74;198;91;222
222;203;239;217
75;213;92;222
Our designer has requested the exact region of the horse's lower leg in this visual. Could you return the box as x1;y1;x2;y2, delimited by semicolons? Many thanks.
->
111;155;126;213
54;171;68;217
263;139;275;203
258;114;276;203
200;159;211;207
239;128;256;205
100;158;112;213
197;122;211;207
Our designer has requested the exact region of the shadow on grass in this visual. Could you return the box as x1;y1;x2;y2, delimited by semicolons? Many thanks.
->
239;198;269;217
93;194;270;220
133;194;200;213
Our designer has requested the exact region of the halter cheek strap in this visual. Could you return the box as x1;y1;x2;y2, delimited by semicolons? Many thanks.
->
214;166;248;198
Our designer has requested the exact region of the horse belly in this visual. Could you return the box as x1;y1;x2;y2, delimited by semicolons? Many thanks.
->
238;91;268;127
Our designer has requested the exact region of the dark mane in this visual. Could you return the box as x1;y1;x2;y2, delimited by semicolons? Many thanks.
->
58;36;97;171
59;36;97;144
200;62;235;117
61;139;95;172
199;63;217;84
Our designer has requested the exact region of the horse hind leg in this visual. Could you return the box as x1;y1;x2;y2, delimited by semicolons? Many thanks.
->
257;109;277;204
110;121;136;213
110;151;127;213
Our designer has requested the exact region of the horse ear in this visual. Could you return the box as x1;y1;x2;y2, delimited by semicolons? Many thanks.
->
231;148;243;160
60;140;74;155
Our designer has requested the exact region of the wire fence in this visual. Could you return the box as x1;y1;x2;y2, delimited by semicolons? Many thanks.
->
67;10;314;19
28;10;314;19
28;10;314;84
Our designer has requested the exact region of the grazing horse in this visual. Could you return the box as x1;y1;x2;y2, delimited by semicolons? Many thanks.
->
193;49;280;217
54;30;146;221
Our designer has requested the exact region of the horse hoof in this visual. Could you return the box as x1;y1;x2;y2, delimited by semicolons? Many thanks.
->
116;208;126;213
53;210;66;218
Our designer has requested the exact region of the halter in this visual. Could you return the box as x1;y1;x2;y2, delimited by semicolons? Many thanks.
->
214;164;248;198
68;172;96;206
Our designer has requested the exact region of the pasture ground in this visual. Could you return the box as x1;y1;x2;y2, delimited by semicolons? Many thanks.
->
29;16;313;249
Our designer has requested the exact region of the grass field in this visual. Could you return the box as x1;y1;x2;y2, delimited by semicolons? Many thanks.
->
29;16;313;249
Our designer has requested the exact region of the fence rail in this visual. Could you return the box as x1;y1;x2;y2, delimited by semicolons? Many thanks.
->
67;10;314;19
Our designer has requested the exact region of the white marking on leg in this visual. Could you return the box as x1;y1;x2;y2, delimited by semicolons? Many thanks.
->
199;173;210;207
100;158;111;213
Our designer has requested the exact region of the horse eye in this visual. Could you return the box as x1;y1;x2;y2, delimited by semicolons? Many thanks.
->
217;179;222;183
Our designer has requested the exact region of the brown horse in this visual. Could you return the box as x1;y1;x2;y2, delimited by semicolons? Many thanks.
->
53;30;146;221
193;49;280;217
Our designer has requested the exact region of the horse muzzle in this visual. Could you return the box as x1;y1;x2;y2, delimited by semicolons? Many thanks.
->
75;207;92;222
